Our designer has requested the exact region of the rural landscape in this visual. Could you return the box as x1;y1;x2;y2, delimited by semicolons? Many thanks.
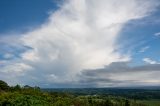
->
0;80;160;106
0;0;160;106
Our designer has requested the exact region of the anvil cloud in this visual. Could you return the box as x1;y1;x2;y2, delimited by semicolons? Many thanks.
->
0;0;159;87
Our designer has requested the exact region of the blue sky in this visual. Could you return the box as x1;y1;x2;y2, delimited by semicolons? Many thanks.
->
0;0;160;88
0;0;58;33
119;14;160;66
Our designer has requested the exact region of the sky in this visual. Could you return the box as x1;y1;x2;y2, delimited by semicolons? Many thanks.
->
0;0;160;88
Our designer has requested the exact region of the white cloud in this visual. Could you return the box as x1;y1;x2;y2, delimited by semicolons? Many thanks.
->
143;58;160;64
139;46;150;53
0;0;159;87
154;32;160;37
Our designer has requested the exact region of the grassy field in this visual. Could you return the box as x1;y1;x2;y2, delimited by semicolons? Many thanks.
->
138;100;160;106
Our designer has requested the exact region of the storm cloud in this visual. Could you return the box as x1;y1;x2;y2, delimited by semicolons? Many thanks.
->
0;0;159;87
80;62;160;87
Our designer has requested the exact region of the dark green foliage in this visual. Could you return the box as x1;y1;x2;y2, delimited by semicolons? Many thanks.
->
125;100;130;106
24;85;32;89
0;80;9;91
0;89;148;106
14;84;21;89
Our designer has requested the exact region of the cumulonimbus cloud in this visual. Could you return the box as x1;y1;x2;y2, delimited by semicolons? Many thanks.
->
0;0;159;87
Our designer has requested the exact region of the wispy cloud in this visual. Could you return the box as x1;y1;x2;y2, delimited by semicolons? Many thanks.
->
139;46;150;53
3;53;14;59
154;32;160;37
0;0;159;87
143;58;160;64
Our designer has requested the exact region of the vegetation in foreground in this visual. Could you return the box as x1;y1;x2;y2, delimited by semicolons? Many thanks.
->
0;80;160;106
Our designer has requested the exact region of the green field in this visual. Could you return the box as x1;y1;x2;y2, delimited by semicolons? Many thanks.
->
138;100;160;106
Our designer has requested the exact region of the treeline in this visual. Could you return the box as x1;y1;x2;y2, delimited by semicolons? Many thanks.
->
0;80;40;92
0;80;148;106
46;88;160;100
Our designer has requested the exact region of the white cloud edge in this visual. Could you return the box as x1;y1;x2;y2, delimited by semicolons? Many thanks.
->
143;58;160;64
139;46;150;53
154;32;160;37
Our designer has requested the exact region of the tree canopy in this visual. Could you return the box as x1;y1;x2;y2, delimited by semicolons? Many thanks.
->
0;80;9;91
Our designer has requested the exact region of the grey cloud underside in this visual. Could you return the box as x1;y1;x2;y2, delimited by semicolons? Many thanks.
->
79;62;160;87
83;62;160;74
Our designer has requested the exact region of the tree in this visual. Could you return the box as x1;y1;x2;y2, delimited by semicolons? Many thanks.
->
0;80;9;91
14;84;21;91
125;100;130;106
24;85;32;89
104;99;113;106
